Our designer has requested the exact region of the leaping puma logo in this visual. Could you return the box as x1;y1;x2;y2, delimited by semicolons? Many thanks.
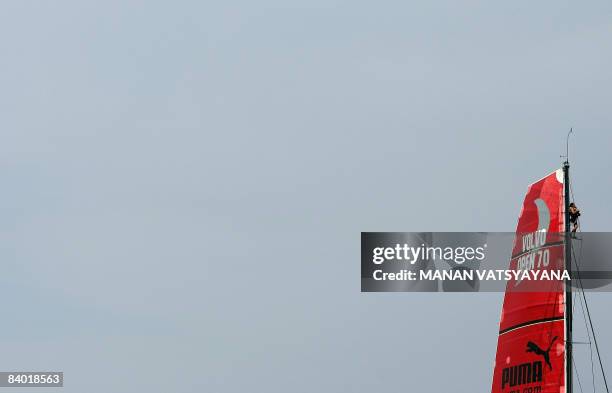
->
526;336;558;370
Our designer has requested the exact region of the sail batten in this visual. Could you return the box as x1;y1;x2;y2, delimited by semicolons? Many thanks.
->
499;316;565;336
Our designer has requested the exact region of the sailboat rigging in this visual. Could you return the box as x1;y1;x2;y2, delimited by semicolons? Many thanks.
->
491;142;609;393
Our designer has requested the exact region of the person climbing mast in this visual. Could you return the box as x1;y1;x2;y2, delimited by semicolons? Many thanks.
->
568;202;581;233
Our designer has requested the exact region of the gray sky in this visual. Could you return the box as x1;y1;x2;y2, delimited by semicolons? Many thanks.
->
2;1;612;392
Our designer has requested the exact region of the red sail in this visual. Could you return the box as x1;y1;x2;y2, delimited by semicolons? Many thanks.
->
491;169;567;393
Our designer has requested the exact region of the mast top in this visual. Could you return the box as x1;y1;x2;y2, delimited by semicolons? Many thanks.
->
563;128;573;167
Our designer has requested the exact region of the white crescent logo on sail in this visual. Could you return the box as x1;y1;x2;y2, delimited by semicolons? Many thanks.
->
533;198;550;232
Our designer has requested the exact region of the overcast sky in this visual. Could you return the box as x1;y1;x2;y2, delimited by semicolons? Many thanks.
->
2;1;612;392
